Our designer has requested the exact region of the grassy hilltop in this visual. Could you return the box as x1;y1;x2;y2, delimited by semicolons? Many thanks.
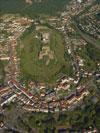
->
18;26;71;84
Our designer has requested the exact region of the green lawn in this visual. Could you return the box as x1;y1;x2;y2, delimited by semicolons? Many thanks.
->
19;27;68;84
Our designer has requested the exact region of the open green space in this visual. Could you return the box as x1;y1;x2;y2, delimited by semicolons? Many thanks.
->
18;26;69;84
0;60;6;85
0;0;70;17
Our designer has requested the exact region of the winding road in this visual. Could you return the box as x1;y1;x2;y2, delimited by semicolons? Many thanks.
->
74;22;100;50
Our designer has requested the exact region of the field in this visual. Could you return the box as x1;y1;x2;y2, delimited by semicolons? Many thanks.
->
0;0;70;16
18;26;68;83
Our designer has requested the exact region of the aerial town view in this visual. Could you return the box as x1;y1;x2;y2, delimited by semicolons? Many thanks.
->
0;0;100;133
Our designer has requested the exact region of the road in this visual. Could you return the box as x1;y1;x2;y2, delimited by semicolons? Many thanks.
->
74;22;100;50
